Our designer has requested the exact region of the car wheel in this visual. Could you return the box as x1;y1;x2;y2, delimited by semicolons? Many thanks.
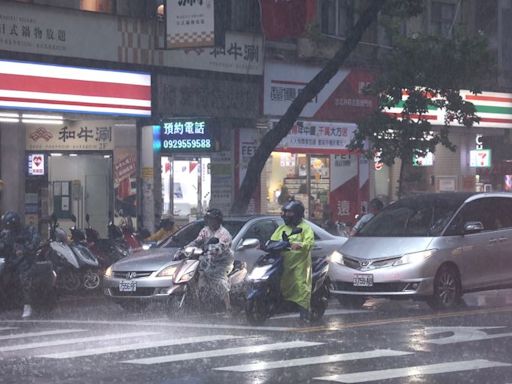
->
245;298;269;325
337;295;366;308
118;301;148;312
427;264;461;310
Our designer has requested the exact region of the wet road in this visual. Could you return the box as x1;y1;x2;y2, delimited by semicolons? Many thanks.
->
1;291;512;384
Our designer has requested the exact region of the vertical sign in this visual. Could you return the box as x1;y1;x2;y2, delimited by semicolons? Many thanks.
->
166;0;215;49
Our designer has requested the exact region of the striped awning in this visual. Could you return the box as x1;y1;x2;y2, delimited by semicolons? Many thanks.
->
0;60;151;117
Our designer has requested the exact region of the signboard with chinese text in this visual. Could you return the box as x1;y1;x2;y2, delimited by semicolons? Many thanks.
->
166;0;215;49
264;62;375;121
273;120;356;154
27;153;45;176
26;123;114;151
159;118;216;153
0;3;262;75
470;149;492;167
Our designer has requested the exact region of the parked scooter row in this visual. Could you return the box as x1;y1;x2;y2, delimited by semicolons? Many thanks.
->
165;229;330;324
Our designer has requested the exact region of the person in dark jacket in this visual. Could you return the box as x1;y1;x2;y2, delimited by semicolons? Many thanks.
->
0;211;40;319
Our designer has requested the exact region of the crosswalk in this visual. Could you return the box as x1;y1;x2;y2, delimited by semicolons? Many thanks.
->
0;323;510;383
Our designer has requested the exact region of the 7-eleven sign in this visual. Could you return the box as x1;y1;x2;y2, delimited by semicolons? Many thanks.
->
470;149;491;167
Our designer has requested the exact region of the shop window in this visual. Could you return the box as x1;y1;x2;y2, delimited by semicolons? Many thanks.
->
80;0;113;13
320;0;354;37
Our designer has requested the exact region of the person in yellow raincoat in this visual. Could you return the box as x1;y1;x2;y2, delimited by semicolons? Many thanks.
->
271;199;314;322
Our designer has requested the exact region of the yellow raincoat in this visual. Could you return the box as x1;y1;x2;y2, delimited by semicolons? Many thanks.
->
270;220;315;311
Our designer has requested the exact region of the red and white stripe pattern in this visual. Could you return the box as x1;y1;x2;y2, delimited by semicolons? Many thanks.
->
0;60;151;116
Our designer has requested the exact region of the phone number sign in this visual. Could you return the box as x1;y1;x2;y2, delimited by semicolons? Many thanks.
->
160;118;215;153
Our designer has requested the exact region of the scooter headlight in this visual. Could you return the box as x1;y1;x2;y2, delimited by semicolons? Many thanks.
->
156;265;178;278
329;250;345;265
247;265;272;281
176;270;195;283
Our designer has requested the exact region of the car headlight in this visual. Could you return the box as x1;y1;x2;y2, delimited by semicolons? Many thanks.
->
393;249;436;266
329;250;345;265
247;265;272;281
104;266;113;278
156;265;178;278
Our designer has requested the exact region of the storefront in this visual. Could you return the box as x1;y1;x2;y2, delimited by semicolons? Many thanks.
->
260;61;375;225
0;59;151;236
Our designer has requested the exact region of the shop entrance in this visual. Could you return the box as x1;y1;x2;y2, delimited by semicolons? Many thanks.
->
161;156;211;223
262;152;330;225
48;154;112;237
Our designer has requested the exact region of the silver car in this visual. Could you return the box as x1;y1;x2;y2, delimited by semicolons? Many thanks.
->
103;215;346;311
329;192;512;309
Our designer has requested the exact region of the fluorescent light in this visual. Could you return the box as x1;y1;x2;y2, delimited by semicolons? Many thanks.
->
103;155;111;158
22;113;63;120
50;153;63;157
69;154;78;157
22;119;64;125
0;117;19;122
0;112;19;118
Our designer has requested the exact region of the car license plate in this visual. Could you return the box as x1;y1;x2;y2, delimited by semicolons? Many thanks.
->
119;280;137;292
353;274;373;287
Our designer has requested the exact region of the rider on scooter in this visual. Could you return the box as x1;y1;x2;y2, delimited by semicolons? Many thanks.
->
185;208;234;312
271;199;315;322
0;211;40;319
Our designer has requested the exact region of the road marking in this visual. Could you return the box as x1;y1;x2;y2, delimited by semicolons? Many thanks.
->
0;331;158;353
424;326;512;345
122;340;322;365
0;327;17;331
1;319;298;332
313;359;511;383
272;308;365;320
0;329;86;341
38;335;243;359
214;349;412;372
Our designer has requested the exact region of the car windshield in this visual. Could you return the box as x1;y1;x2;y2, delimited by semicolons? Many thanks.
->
160;220;246;248
357;196;462;237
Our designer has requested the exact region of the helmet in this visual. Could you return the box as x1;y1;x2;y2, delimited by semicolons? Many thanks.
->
160;216;175;229
282;200;305;226
204;208;223;223
54;227;68;243
1;211;21;230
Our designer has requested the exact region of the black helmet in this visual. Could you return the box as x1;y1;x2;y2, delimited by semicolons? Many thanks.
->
282;200;305;226
1;211;21;230
160;217;175;228
204;208;223;223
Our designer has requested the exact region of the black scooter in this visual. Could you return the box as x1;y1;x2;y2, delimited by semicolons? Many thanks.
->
244;228;330;325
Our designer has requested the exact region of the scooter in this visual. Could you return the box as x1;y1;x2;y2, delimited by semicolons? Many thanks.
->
166;237;248;318
244;228;330;325
0;238;58;314
84;214;129;267
43;214;100;292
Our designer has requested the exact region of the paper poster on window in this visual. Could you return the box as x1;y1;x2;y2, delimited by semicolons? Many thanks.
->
61;197;70;211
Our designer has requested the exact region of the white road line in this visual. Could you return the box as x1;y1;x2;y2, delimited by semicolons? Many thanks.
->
0;329;86;341
314;359;512;383
38;335;244;359
123;340;323;365
272;309;365;320
214;349;412;372
1;319;297;332
0;327;17;331
0;331;158;353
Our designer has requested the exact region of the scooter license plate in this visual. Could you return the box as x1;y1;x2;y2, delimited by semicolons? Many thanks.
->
119;280;137;292
353;274;373;287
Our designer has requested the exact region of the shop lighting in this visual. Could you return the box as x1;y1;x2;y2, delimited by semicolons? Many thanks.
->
22;114;63;121
103;155;111;158
0;117;19;123
50;153;63;157
0;112;20;118
22;119;64;125
69;154;78;157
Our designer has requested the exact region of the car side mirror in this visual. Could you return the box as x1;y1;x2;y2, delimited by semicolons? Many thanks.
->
236;238;260;251
464;221;484;234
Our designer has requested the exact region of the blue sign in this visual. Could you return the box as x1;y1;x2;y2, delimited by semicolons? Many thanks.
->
159;118;215;153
